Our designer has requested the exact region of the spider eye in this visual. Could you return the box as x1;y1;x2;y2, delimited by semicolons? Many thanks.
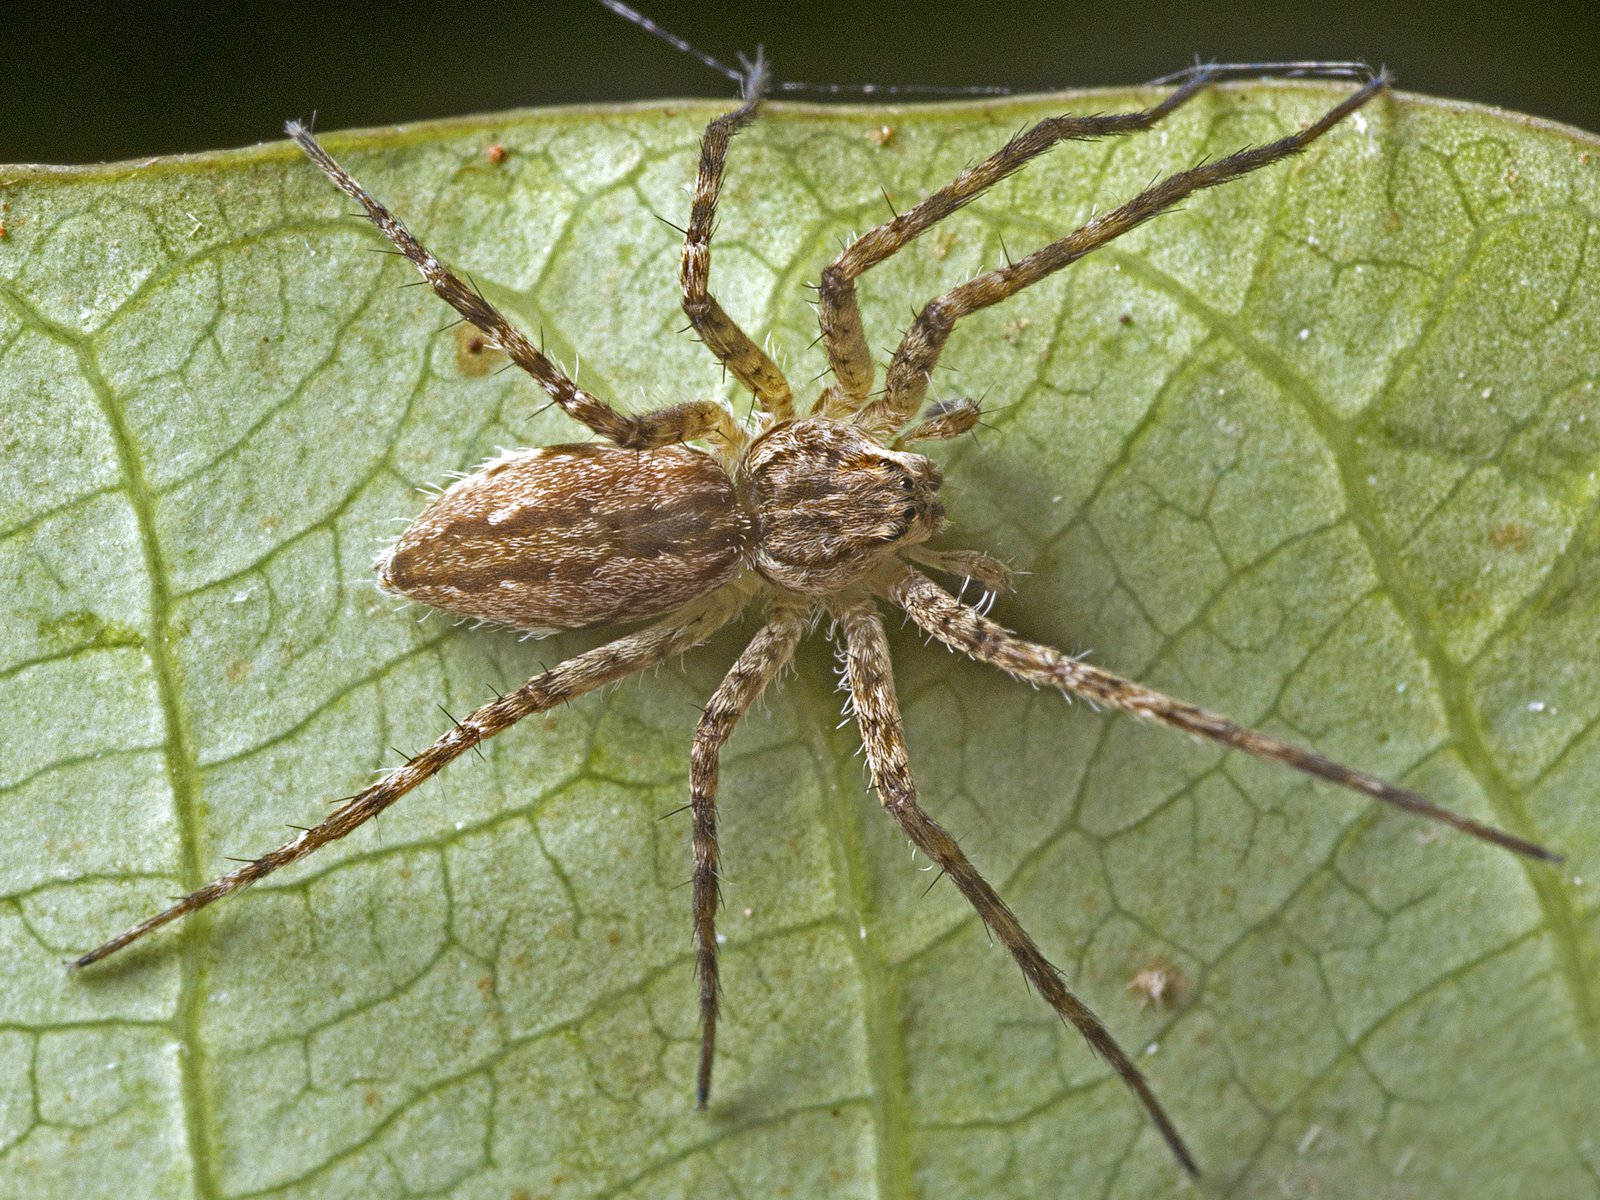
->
899;473;915;492
902;504;918;526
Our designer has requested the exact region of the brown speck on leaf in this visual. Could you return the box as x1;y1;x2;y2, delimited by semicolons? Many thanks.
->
477;974;494;998
1489;521;1531;550
865;124;895;148
606;929;623;946
455;321;505;377
1118;312;1133;326
541;713;560;731
224;659;252;685
930;228;959;260
1384;209;1404;233
1002;316;1032;345
1127;955;1186;1011
363;1089;381;1109
486;142;507;166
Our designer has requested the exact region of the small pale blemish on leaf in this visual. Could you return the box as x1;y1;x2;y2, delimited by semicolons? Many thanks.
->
1489;521;1531;550
454;322;505;377
1002;316;1032;344
1127;955;1186;1011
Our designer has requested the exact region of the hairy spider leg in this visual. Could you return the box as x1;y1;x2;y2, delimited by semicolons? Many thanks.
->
682;56;797;422
813;67;1223;417
836;600;1200;1176
860;70;1388;433
885;566;1559;863
690;604;810;1104
73;593;745;968
287;122;739;451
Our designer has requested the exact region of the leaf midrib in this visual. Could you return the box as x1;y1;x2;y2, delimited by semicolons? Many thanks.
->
0;282;222;1199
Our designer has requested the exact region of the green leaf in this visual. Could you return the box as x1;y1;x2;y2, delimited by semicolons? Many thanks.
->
4;85;1599;1198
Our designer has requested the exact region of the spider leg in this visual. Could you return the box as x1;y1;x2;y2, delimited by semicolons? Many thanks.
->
885;566;1560;863
902;545;1014;596
682;55;797;422
815;67;1225;417
288;123;736;451
857;69;1387;434
73;592;746;969
836;599;1198;1177
690;603;810;1105
894;396;983;446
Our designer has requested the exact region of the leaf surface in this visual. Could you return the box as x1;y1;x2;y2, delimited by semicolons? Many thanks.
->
3;86;1599;1199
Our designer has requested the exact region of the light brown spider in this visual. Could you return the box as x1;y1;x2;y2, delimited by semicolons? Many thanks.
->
74;57;1559;1176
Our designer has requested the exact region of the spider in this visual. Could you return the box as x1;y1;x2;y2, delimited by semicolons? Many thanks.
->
74;55;1560;1176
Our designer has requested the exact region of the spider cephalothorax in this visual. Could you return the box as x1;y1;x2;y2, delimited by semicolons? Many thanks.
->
76;57;1560;1178
743;417;945;592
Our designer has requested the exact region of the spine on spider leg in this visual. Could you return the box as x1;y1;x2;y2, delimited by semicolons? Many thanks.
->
887;568;1561;864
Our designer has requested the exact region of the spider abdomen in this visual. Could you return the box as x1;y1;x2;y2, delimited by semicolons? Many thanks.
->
378;444;749;630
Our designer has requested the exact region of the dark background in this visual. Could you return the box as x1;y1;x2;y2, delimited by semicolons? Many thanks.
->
5;0;1597;165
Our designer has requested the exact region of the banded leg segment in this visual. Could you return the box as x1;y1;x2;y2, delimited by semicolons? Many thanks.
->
836;601;1199;1176
75;593;744;968
682;61;797;420
289;123;736;450
859;71;1386;431
815;69;1218;415
887;567;1559;863
690;604;810;1105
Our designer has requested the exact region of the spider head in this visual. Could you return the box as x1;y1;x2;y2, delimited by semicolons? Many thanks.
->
743;417;945;593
